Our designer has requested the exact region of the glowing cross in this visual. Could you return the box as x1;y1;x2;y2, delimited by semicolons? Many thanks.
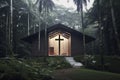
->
55;35;64;55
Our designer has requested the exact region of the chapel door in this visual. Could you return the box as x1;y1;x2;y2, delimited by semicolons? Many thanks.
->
48;31;71;56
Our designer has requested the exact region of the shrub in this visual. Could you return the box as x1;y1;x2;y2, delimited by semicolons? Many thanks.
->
74;55;120;73
0;58;54;80
47;57;72;69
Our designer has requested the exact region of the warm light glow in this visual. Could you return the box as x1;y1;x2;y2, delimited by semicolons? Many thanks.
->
49;35;59;55
49;31;71;56
60;35;69;56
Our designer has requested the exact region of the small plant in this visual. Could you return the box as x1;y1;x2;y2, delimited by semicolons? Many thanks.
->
47;57;72;69
0;58;54;80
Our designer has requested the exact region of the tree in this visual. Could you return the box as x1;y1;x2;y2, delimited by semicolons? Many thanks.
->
96;0;104;70
34;0;54;54
0;0;34;57
73;0;90;65
88;0;120;56
0;0;13;56
110;0;120;53
86;0;120;70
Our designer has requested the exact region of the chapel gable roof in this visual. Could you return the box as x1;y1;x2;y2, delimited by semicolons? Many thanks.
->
22;23;95;43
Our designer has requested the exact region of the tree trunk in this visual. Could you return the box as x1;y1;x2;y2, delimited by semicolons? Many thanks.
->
43;10;47;62
97;0;104;70
10;0;13;43
80;0;86;65
38;23;41;51
10;0;13;55
28;13;30;36
45;11;47;56
34;24;36;33
8;15;11;48
110;0;120;54
6;14;9;56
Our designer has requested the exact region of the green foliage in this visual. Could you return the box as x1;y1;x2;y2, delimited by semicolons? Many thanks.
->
103;56;120;73
74;55;96;68
46;57;72;69
87;0;120;55
74;55;120;73
0;57;72;80
74;55;85;63
0;58;54;80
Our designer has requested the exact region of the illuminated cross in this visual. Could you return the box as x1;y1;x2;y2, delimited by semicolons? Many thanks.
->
55;34;64;55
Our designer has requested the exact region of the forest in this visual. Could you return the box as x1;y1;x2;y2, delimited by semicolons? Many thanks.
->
0;0;120;80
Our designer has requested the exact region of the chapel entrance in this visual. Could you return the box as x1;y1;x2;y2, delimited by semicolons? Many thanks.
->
48;30;71;56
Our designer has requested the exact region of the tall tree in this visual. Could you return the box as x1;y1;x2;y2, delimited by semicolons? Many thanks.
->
8;0;13;55
110;0;120;53
73;0;89;65
97;0;105;70
89;0;120;55
34;0;54;54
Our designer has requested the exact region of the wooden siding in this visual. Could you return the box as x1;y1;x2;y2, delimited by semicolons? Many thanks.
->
71;34;84;56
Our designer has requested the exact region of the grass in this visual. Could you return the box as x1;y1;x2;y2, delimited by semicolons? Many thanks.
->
53;68;120;80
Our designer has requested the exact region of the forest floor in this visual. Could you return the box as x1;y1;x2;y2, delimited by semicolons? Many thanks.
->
52;68;120;80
